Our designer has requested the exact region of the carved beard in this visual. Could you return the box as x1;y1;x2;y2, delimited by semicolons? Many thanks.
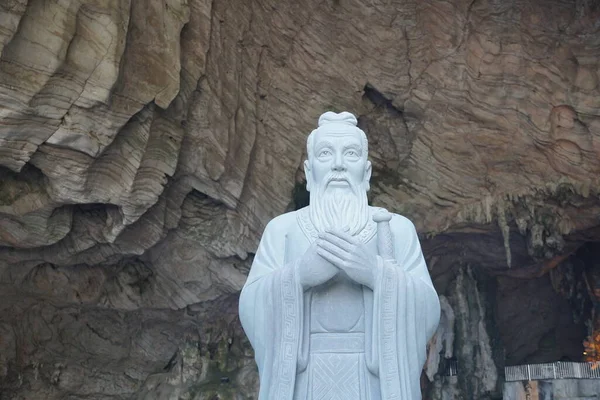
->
308;172;370;236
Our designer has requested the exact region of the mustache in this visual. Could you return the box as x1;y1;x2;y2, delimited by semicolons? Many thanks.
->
322;172;359;194
325;172;349;183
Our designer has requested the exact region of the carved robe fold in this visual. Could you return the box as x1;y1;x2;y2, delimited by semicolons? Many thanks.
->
239;206;440;400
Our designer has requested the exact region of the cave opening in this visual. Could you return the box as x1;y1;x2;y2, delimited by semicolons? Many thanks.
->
289;179;309;211
566;241;600;362
499;241;600;367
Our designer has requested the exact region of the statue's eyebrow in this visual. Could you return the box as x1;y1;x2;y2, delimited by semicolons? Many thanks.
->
315;140;334;151
343;143;361;151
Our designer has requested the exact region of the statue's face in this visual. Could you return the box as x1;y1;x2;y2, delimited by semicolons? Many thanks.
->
308;129;370;193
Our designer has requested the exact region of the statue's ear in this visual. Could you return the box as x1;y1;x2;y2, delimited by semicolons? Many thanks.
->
304;159;312;192
364;160;372;191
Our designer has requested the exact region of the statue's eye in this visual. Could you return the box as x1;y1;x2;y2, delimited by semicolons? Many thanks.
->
346;150;359;157
319;149;332;157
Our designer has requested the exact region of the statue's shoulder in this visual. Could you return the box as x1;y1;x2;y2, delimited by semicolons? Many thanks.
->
262;209;300;236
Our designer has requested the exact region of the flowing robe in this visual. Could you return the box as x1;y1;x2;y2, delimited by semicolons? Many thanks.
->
239;206;440;399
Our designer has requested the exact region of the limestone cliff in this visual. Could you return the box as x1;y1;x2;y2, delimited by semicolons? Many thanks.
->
1;0;600;399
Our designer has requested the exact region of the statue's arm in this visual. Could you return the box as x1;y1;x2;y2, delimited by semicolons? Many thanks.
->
243;215;290;287
390;214;441;338
239;215;293;365
248;214;338;291
390;215;434;285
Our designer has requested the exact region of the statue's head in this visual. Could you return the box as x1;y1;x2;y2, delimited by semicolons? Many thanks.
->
304;111;372;234
305;111;372;193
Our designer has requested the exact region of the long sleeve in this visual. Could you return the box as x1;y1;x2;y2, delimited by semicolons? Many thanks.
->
374;215;441;400
392;215;440;344
238;215;303;400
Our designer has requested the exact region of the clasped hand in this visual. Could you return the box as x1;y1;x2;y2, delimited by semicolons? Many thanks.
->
296;229;378;289
317;230;378;288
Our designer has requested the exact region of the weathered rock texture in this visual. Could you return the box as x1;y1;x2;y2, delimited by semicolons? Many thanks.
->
1;0;600;399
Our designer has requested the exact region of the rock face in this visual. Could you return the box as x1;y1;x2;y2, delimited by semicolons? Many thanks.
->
1;0;600;399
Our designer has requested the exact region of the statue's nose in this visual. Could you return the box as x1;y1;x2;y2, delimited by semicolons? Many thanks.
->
332;154;345;171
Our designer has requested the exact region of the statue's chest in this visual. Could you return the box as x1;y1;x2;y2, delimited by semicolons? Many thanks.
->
285;219;378;333
310;276;365;332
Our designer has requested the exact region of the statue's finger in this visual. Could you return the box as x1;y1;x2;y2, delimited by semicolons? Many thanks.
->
317;239;349;260
316;247;345;269
322;229;357;245
318;232;353;251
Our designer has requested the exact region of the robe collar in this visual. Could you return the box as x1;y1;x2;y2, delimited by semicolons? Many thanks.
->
296;206;381;244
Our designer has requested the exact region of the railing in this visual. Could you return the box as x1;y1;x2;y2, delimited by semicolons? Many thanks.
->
443;357;458;376
505;361;600;381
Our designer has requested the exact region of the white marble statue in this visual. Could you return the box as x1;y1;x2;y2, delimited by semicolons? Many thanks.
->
239;111;440;400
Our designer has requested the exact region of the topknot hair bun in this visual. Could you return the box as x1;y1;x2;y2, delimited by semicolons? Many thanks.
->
318;111;357;127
